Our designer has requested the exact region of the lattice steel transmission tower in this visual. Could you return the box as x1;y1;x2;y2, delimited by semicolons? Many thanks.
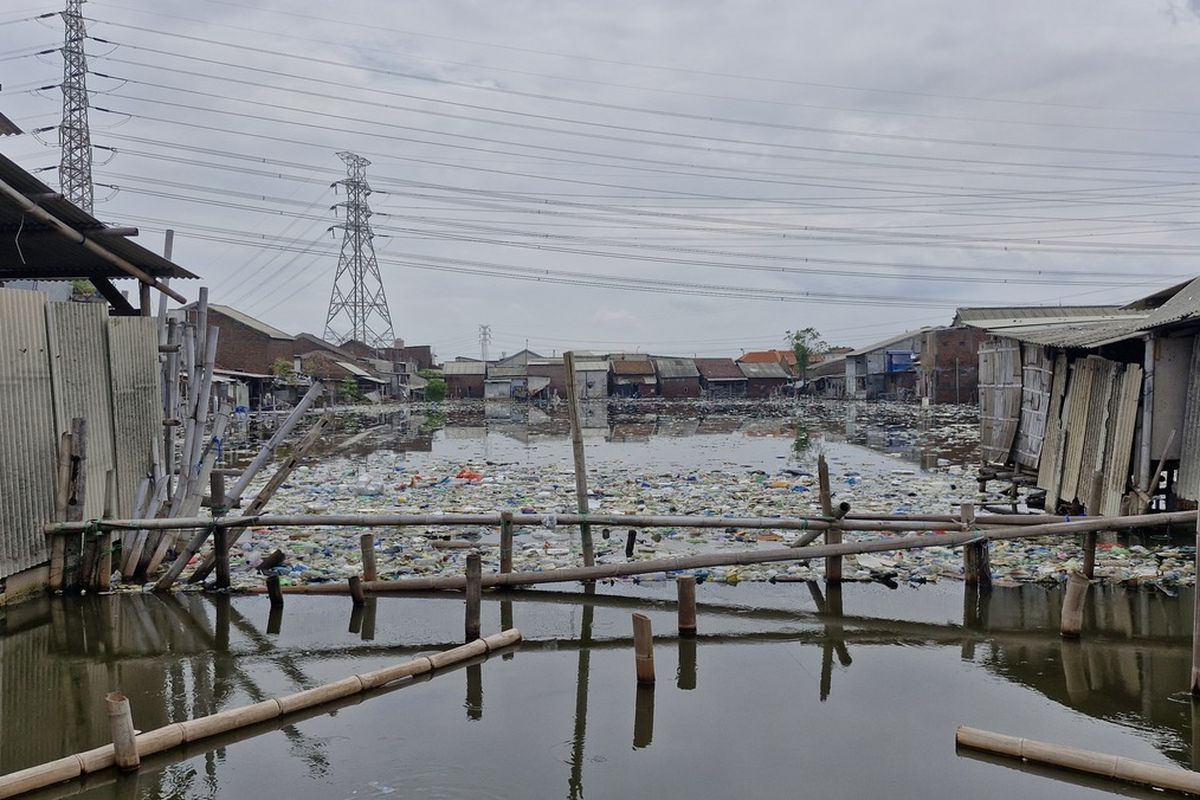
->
324;152;395;347
479;325;492;362
59;0;93;212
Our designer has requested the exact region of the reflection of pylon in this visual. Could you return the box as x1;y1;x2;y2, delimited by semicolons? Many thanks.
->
479;324;492;362
59;0;93;212
324;152;395;347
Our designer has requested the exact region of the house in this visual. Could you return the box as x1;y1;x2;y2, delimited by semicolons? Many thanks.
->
739;360;790;398
738;349;797;377
845;329;928;400
573;359;610;399
294;332;358;361
807;355;847;398
653;357;701;398
299;351;388;399
920;326;988;405
527;358;567;397
493;348;543;369
695;358;747;398
184;304;295;376
395;344;436;372
958;279;1200;514
443;361;487;398
610;356;657;397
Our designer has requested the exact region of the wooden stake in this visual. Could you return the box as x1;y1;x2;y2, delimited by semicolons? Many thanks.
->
105;692;139;772
96;470;117;592
676;576;697;637
360;533;377;582
266;575;283;607
632;612;655;684
625;530;636;559
465;552;482;642
817;454;833;516
63;418;89;593
961;503;991;586
49;431;74;592
348;575;365;607
562;352;595;568
499;511;514;574
1082;531;1097;579
213;527;230;590
1060;570;1089;639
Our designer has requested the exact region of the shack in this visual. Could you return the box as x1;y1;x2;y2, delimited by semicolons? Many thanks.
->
846;329;927;400
695;358;747;398
960;280;1200;514
807;355;847;398
573;359;611;400
737;349;797;377
609;356;657;397
527;358;567;398
738;360;790;399
185;304;294;375
653;357;701;398
443;361;487;398
300;352;387;400
921;326;987;405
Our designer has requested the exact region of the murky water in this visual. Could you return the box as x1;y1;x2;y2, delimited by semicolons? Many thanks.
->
1;582;1197;799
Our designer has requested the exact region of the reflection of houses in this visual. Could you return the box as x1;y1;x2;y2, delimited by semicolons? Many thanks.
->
610;356;657;397
846;329;927;400
695;358;747;398
653;357;701;398
738;360;790;398
960;278;1200;514
807;355;847;398
443;361;486;398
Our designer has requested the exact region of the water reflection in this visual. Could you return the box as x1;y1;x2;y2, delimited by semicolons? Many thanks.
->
1;583;1195;799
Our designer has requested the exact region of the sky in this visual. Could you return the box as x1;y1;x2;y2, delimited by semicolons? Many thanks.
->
4;0;1200;360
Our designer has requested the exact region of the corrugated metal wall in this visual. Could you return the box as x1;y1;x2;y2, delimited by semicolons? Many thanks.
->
0;291;58;578
0;290;162;579
107;316;161;517
1176;337;1200;501
46;303;114;520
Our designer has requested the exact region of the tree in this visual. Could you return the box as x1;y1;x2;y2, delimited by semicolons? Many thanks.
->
337;378;362;403
786;328;828;377
419;368;447;402
270;358;296;380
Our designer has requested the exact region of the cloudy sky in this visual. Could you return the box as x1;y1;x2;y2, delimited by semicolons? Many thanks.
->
4;0;1200;359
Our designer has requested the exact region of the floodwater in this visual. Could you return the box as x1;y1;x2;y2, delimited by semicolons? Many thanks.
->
0;582;1197;799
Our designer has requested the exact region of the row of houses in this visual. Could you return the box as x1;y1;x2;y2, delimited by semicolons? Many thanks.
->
441;350;795;400
176;304;437;408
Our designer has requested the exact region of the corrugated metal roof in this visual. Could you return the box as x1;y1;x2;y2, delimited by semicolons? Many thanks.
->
488;366;526;378
694;358;745;380
955;306;1126;323
205;305;292;340
0;289;57;578
611;359;655;376
0;153;197;281
847;328;931;357
573;360;609;372
1138;275;1200;330
737;350;789;364
653;357;699;379
443;361;487;376
738;361;790;380
335;360;372;378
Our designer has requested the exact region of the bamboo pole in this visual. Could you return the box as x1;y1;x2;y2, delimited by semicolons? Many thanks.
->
465;553;482;642
188;412;331;584
817;454;833;516
96;470;117;592
955;725;1200;795
1060;571;1089;638
677;576;697;637
62;418;88;593
360;533;377;583
104;693;139;772
962;503;991;586
0;631;521;799
562;352;594;568
499;511;514;575
266;575;283;608
348;575;365;607
625;529;636;558
1082;531;1097;579
225;381;324;506
632;613;655;684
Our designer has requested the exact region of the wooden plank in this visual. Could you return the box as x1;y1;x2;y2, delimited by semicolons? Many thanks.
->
1037;353;1069;506
62;417;89;592
1101;364;1143;516
1060;358;1095;501
1014;345;1053;469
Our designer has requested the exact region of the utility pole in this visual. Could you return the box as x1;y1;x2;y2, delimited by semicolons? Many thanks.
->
324;152;395;347
479;325;492;362
59;0;93;212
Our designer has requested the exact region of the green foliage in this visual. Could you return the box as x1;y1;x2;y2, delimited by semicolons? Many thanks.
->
70;279;96;297
270;358;296;379
337;378;362;403
786;327;828;376
424;376;447;402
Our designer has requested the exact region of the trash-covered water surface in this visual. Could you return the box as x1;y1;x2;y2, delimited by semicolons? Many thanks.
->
215;400;1195;590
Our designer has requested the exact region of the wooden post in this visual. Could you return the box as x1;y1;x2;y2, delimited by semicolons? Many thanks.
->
63;418;89;593
962;503;991;586
266;575;283;607
562;352;595;568
625;530;637;559
348;575;365;607
677;638;697;691
213;527;230;590
360;533;377;582
465;552;482;642
1061;570;1089;639
361;597;377;642
105;692;140;772
499;511;514;575
1083;531;1097;580
96;470;117;592
632;613;655;684
49;431;74;591
677;576;697;637
1192;508;1200;695
817;454;833;516
633;684;655;749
